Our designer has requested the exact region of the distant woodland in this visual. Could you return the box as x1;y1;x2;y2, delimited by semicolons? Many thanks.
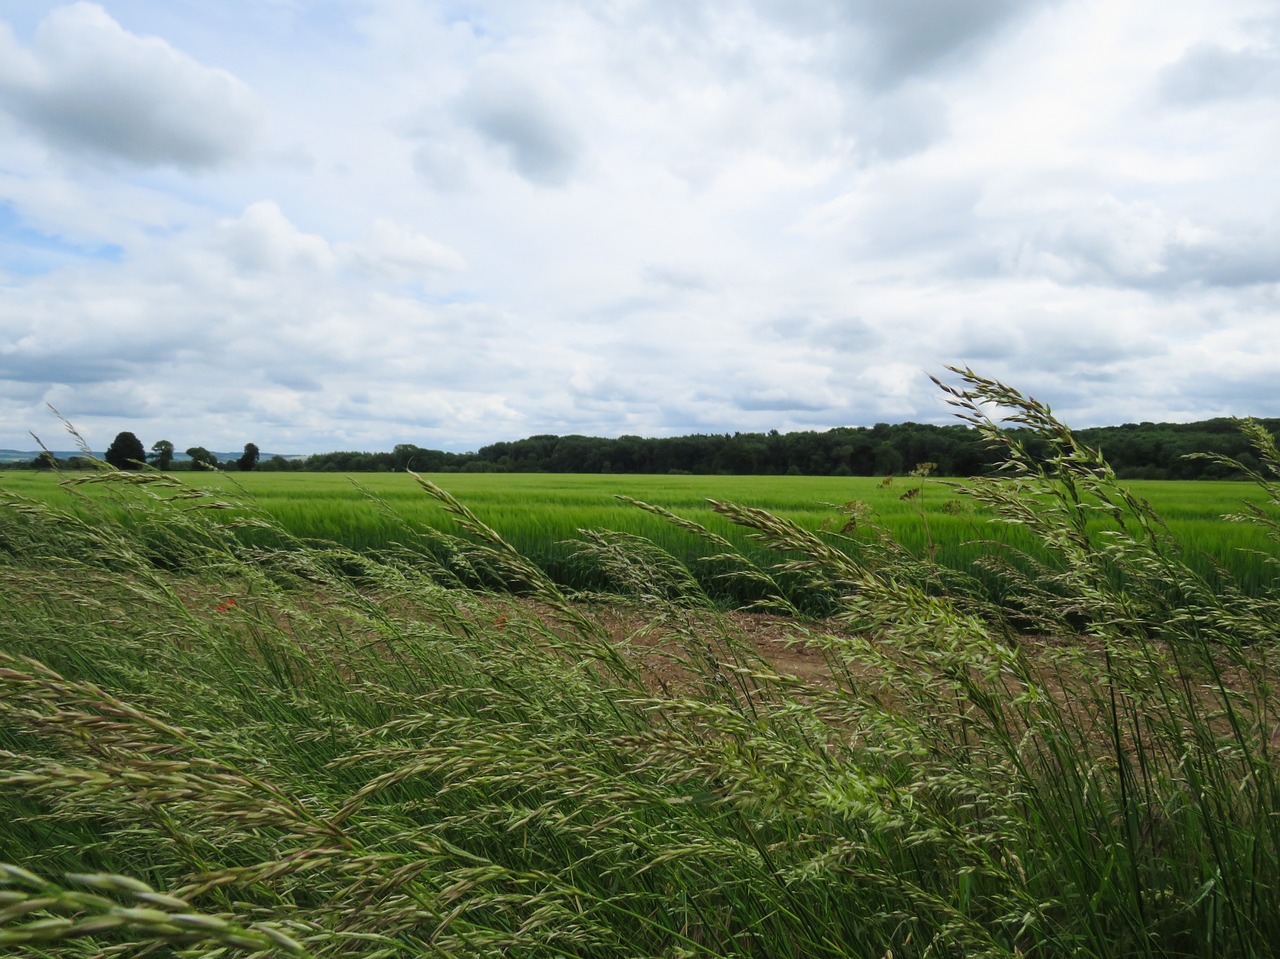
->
16;418;1275;479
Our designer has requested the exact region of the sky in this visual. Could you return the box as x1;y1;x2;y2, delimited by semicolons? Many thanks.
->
1;0;1279;454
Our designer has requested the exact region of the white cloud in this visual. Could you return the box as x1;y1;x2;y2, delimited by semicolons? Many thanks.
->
341;219;467;279
1159;40;1280;103
215;201;335;275
0;3;264;168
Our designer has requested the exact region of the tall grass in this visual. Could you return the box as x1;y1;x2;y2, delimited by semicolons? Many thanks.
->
1;368;1278;957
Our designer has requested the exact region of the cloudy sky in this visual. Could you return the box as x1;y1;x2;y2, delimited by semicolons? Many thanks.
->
1;0;1278;454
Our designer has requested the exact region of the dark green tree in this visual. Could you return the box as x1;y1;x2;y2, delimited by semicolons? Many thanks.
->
149;440;174;471
236;443;260;472
392;444;425;471
874;441;904;476
105;432;146;470
186;447;218;469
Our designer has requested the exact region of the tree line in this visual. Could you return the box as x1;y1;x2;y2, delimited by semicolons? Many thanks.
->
11;418;1279;479
20;433;261;472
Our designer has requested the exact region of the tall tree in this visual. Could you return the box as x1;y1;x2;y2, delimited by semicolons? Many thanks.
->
150;440;175;471
186;447;218;469
105;432;146;470
236;443;260;472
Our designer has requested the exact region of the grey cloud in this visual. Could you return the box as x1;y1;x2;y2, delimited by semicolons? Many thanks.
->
203;390;260;416
1164;235;1280;288
845;0;1031;90
857;83;950;159
270;372;323;393
937;320;1020;362
1014;205;1280;291
760;316;813;340
754;0;1043;89
650;407;726;435
455;68;583;186
1178;368;1280;412
45;381;155;421
920;318;1173;419
837;175;983;260
1053;371;1184;422
1159;42;1280;104
0;3;264;168
732;389;831;412
0;307;208;387
825;321;882;353
642;264;711;292
408;115;474;191
1008;321;1166;372
411;141;472;192
763;315;882;354
0;379;46;402
1022;227;1164;287
0;354;134;385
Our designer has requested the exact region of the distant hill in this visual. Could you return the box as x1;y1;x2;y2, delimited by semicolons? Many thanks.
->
0;449;96;464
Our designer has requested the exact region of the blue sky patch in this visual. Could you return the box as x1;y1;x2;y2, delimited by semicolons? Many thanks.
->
0;204;123;276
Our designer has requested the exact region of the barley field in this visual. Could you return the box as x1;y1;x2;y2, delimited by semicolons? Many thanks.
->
3;467;1278;600
3;374;1280;958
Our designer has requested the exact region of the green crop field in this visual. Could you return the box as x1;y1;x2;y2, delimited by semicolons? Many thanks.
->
3;468;1278;599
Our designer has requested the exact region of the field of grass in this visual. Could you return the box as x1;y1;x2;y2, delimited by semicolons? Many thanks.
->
3;467;1279;601
4;376;1280;957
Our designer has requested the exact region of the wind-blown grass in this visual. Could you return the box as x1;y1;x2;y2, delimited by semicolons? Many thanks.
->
1;368;1279;957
